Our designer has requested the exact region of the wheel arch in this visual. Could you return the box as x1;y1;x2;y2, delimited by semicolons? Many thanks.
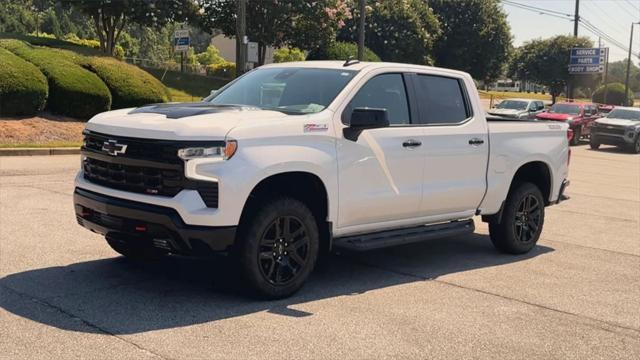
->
238;171;332;253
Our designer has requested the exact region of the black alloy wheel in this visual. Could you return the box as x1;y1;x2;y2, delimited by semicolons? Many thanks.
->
513;194;542;244
258;216;310;285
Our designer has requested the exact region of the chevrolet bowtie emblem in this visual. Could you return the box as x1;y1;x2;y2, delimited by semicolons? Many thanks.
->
102;140;128;156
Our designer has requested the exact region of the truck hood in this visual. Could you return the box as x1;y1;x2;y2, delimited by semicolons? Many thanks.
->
595;117;640;127
85;103;291;140
536;112;573;121
487;108;526;117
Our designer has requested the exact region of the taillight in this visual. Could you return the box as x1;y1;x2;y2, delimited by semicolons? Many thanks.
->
567;128;574;142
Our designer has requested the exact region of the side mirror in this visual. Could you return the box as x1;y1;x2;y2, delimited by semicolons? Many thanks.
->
344;107;389;141
210;89;218;97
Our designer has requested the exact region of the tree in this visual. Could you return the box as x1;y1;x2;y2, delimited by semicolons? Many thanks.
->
60;0;198;55
605;60;640;92
509;35;593;103
307;41;380;62
430;0;512;82
198;0;352;65
592;83;634;106
337;0;440;64
196;45;224;65
273;47;306;63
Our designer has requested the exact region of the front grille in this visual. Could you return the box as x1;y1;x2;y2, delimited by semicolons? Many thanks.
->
81;131;220;207
83;157;183;196
594;125;625;136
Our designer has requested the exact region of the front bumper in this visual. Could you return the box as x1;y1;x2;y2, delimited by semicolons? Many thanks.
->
591;130;637;146
74;188;236;255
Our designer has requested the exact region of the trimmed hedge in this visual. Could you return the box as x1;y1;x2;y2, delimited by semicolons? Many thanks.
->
307;42;381;62
85;57;169;109
0;39;111;119
592;82;634;106
206;61;236;79
0;47;48;116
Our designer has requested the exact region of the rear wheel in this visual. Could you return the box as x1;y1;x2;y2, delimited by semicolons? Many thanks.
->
237;197;319;299
570;126;581;146
489;182;545;254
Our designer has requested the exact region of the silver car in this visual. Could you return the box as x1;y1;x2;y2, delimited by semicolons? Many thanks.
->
488;99;546;120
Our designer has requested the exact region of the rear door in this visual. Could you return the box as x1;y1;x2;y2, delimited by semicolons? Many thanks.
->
408;72;489;217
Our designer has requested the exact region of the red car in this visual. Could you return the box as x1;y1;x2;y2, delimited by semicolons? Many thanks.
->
536;102;600;145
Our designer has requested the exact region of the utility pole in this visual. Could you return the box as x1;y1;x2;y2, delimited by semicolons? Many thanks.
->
569;0;580;100
357;0;366;61
236;0;247;77
624;23;638;106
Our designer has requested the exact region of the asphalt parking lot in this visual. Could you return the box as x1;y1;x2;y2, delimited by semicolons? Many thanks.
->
1;145;639;359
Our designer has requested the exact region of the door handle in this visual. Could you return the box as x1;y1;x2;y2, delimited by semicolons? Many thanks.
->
468;138;484;146
402;139;422;148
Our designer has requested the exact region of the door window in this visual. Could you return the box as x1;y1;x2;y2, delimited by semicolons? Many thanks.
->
346;74;411;125
412;75;471;124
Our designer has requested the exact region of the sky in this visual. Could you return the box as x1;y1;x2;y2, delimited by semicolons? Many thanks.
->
502;0;640;62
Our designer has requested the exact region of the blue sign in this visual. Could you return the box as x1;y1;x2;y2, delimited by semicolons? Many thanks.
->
568;65;605;74
569;47;608;74
571;48;606;57
570;56;605;65
174;37;190;46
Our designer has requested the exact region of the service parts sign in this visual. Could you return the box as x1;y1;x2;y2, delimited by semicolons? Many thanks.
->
568;47;608;74
174;29;190;52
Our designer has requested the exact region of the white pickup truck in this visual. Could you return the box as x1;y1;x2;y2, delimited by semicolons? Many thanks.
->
74;61;570;298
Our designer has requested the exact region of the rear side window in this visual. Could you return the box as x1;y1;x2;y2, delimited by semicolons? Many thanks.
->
347;73;410;125
412;75;471;124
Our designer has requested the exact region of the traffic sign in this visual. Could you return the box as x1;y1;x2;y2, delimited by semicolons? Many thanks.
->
569;47;608;74
173;29;190;52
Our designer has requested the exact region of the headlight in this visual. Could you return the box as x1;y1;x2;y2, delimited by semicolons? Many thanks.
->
178;140;237;161
566;117;574;122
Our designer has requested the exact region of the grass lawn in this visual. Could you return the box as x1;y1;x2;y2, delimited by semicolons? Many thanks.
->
142;67;230;101
479;90;552;100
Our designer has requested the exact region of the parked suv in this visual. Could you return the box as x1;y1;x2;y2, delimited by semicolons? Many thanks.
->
536;102;600;145
590;106;640;153
74;61;570;298
487;98;545;119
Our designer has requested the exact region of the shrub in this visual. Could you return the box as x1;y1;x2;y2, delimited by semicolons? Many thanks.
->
273;47;306;63
0;39;111;119
592;82;634;106
196;45;225;66
0;47;48;116
85;57;169;109
306;42;381;62
206;61;236;79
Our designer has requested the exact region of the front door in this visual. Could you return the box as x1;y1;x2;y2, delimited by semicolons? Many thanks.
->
337;73;426;229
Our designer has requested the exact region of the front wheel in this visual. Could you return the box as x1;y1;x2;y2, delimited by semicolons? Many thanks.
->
237;197;319;299
570;126;582;146
489;182;545;254
589;138;600;150
632;136;640;154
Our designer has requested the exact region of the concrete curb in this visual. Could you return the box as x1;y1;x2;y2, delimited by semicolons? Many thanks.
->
0;147;80;156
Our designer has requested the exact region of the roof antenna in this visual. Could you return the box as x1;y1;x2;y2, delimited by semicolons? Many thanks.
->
343;56;360;67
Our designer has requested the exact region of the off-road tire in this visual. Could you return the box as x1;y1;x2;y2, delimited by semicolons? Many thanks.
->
489;182;545;254
237;197;319;299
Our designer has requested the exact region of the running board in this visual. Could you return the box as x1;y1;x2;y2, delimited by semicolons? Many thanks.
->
333;219;475;251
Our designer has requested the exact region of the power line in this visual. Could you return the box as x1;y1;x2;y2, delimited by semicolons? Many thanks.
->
581;1;630;35
622;0;640;14
500;0;574;22
579;17;640;58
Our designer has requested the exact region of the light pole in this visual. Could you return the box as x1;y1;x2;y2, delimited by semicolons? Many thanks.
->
624;22;640;106
357;0;366;61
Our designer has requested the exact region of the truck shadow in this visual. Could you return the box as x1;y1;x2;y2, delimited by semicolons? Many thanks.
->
0;233;553;334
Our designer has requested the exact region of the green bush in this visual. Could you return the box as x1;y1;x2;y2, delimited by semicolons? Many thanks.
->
273;47;306;63
142;67;230;98
206;61;236;79
0;47;48;116
306;42;381;62
0;39;111;119
85;57;168;109
592;82;634;106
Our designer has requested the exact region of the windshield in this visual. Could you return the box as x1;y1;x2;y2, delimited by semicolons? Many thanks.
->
496;100;528;110
550;104;581;115
606;108;640;121
208;67;357;114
